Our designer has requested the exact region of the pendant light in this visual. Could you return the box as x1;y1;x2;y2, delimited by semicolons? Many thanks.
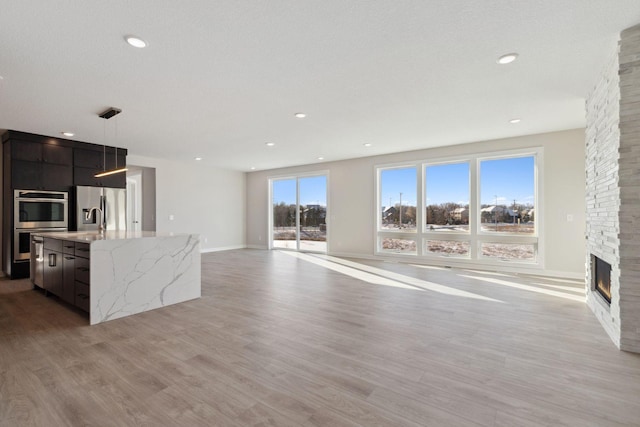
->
95;107;128;178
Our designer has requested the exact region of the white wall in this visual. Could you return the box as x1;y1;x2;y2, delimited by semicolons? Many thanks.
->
246;129;586;278
127;154;246;252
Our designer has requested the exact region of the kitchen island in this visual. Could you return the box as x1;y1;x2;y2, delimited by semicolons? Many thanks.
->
32;231;201;325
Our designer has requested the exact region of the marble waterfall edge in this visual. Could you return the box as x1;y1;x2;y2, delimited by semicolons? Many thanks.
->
90;234;201;324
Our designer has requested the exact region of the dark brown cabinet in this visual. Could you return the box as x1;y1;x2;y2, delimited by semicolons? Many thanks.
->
43;144;73;165
11;161;73;191
43;237;63;297
9;140;73;190
41;237;90;313
74;166;125;188
74;242;90;312
74;148;124;169
12;140;42;162
73;148;126;188
61;242;76;304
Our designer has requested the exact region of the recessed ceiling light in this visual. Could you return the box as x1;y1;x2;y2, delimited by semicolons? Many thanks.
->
317;156;324;160
195;157;202;161
125;36;147;48
497;53;518;64
294;112;306;119
363;143;372;147
250;167;256;170
61;132;74;137
509;118;522;124
265;142;275;147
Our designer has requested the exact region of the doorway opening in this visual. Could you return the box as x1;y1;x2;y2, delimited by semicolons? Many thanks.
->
126;166;156;231
270;174;328;253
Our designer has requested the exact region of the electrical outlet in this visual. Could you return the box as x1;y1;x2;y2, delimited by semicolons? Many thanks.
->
169;214;174;221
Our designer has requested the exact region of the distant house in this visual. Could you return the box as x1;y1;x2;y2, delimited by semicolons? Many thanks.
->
480;205;518;222
382;206;397;221
481;205;502;214
451;207;469;222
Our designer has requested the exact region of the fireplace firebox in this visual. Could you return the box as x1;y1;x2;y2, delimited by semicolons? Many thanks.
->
592;255;612;304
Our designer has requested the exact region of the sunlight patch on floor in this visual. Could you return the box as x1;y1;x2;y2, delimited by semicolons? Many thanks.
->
295;253;502;302
531;282;585;294
281;252;423;290
458;274;585;302
408;264;447;271
530;276;584;285
459;269;516;278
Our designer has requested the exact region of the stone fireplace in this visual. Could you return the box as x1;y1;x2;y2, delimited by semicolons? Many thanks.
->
585;23;640;353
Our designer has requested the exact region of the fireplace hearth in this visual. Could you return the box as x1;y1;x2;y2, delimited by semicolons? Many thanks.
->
592;255;612;304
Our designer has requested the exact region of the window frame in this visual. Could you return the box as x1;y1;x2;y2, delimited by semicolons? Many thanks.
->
268;170;330;253
374;147;544;268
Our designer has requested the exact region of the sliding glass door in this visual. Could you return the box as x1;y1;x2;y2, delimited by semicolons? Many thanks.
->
271;174;327;253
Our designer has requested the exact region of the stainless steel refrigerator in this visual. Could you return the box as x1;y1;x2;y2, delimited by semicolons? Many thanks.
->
76;186;126;232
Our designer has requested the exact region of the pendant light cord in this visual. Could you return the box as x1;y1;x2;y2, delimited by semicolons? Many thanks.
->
115;115;118;168
103;119;106;172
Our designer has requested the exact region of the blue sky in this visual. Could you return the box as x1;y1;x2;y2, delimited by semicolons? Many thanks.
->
272;176;327;206
426;162;469;205
381;156;534;207
273;156;534;208
480;156;534;206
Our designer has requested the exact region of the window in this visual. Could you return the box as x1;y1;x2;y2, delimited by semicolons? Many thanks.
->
479;156;535;235
271;174;328;253
379;167;417;232
425;162;470;232
378;166;418;254
376;149;541;267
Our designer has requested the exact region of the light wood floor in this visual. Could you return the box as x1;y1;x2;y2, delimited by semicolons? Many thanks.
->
2;249;640;426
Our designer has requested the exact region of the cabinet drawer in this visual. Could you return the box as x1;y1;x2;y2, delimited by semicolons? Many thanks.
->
75;242;90;259
43;238;63;252
75;257;90;284
74;281;90;312
62;241;76;255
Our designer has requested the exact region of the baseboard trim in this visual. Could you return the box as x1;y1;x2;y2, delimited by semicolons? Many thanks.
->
246;244;268;250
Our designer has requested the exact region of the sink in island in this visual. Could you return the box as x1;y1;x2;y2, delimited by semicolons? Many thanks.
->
32;231;201;325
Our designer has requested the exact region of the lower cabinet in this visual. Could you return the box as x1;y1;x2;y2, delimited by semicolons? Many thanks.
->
43;248;63;296
74;243;90;312
61;241;76;304
62;254;76;304
42;238;90;313
75;281;90;312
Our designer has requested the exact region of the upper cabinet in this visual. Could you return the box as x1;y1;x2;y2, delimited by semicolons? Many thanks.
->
2;131;127;190
9;140;73;190
11;140;73;165
73;148;127;188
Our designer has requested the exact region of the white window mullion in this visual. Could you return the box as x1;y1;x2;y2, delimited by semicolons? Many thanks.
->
470;157;479;260
417;163;424;256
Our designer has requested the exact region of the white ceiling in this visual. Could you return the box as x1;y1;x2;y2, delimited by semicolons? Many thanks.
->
1;1;639;171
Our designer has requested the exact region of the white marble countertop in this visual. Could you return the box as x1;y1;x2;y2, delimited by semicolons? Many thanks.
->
32;230;188;243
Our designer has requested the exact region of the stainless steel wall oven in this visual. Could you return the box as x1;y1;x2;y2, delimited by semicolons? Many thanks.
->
15;190;68;228
14;190;68;262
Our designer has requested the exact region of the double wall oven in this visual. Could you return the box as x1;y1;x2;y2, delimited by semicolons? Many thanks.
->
14;190;68;262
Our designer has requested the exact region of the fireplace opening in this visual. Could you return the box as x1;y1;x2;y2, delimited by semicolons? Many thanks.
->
592;255;612;304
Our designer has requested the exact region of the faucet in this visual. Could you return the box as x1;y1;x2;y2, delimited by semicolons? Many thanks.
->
86;207;105;234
